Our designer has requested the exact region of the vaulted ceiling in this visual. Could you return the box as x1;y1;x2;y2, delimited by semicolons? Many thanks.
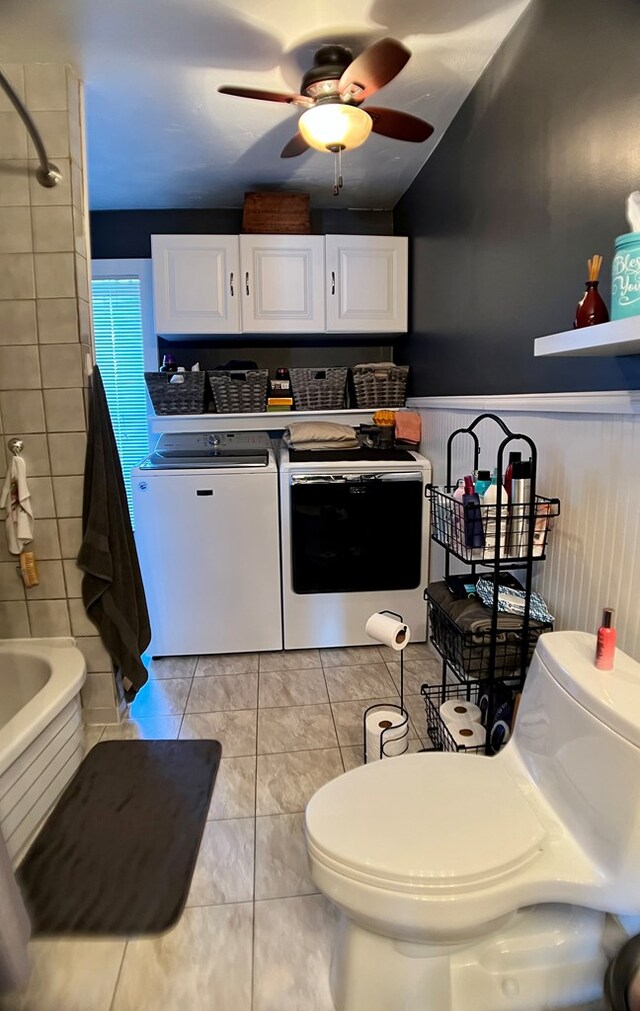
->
0;0;530;209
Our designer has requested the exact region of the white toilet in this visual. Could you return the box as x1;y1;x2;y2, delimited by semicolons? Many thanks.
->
305;631;640;1010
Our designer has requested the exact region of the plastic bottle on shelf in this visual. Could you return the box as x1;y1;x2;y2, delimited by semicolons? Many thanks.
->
452;479;467;552
481;469;509;560
462;475;485;552
160;354;177;373
503;451;521;501
474;470;492;496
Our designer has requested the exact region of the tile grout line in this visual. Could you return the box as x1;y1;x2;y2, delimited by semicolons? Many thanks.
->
320;654;347;772
250;656;259;1011
107;938;128;1011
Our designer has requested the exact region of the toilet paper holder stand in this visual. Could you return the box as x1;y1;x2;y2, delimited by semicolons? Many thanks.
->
362;610;409;763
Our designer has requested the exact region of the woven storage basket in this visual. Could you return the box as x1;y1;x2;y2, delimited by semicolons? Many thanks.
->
289;367;348;411
209;370;269;413
145;372;209;415
352;364;409;408
242;192;310;234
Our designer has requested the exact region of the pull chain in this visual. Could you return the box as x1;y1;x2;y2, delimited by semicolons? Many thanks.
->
332;147;345;197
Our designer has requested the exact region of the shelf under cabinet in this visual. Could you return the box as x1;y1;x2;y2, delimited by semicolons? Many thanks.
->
148;407;404;434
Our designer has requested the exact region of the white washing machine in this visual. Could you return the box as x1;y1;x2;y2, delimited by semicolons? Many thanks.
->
279;445;431;650
132;432;282;656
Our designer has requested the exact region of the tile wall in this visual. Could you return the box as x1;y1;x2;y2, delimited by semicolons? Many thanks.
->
0;63;120;723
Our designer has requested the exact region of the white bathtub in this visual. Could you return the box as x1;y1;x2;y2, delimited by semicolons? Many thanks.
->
0;637;86;865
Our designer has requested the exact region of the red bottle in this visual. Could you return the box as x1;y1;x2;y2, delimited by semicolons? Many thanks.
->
595;607;616;671
574;281;609;328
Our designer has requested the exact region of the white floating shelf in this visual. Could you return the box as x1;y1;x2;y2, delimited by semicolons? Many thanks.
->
148;407;404;434
534;316;640;358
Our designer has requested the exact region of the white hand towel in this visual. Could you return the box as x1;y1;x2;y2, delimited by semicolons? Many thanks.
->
0;456;34;555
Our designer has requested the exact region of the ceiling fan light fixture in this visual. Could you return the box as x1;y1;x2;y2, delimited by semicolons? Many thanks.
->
299;103;372;153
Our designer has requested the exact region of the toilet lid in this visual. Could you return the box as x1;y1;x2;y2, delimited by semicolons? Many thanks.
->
305;753;546;889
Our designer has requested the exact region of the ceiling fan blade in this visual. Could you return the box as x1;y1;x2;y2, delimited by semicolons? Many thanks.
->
218;85;310;107
366;107;434;143
281;133;310;158
339;38;411;101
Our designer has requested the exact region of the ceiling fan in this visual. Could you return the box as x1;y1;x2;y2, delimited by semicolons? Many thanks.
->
218;38;434;194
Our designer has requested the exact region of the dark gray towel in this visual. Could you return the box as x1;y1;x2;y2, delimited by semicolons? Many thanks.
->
77;366;150;699
426;581;544;637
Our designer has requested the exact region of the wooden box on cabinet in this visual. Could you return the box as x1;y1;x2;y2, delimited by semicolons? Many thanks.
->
242;192;310;234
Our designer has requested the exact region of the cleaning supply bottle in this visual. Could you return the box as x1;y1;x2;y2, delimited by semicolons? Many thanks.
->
160;354;177;373
503;451;521;501
474;470;492;496
451;478;466;551
481;469;508;560
595;608;616;670
462;475;484;551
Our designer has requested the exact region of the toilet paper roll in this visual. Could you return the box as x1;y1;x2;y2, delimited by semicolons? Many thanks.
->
446;719;486;750
365;612;411;651
439;700;482;726
365;707;409;762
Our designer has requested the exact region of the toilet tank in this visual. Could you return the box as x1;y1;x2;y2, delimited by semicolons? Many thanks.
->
512;631;640;882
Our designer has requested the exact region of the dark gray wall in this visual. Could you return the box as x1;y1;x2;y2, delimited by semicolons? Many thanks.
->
90;208;393;259
157;338;393;374
394;0;640;396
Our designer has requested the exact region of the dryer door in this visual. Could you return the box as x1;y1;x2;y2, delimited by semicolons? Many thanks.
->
289;472;423;594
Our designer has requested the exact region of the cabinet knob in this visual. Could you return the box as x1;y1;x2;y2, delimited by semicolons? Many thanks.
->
331;271;336;295
245;271;250;296
229;272;234;296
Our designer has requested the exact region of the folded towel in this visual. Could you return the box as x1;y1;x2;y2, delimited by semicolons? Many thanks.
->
284;422;359;448
352;361;395;370
476;578;554;624
427;580;546;679
0;456;34;555
426;581;545;636
395;411;421;444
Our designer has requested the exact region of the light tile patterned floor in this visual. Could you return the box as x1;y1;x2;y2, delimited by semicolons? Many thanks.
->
6;644;438;1011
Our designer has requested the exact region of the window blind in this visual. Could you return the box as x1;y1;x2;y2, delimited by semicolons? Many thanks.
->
90;277;149;521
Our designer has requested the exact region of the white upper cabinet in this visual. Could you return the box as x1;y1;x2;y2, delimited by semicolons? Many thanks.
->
151;235;240;334
239;235;326;333
151;233;408;335
325;235;408;333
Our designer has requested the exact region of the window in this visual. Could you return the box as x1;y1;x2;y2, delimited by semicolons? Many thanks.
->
91;259;156;521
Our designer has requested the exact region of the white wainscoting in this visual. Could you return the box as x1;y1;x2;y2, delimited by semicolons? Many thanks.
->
408;395;640;660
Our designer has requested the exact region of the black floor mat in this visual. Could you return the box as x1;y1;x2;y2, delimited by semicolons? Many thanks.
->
18;739;220;936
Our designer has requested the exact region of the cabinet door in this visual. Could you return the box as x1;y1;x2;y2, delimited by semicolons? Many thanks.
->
240;235;325;333
151;235;240;334
325;235;408;333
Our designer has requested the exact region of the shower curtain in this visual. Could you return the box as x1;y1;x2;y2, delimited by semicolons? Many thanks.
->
0;829;30;993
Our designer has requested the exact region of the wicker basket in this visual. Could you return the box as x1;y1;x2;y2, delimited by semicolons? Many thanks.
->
352;364;409;408
145;372;209;415
209;370;269;413
289;367;348;411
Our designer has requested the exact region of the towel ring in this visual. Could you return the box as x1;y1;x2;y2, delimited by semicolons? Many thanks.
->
8;438;23;456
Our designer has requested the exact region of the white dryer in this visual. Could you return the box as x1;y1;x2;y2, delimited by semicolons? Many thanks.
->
279;445;431;650
132;432;282;656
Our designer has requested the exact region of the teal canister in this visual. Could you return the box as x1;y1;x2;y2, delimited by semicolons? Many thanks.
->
611;233;640;319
